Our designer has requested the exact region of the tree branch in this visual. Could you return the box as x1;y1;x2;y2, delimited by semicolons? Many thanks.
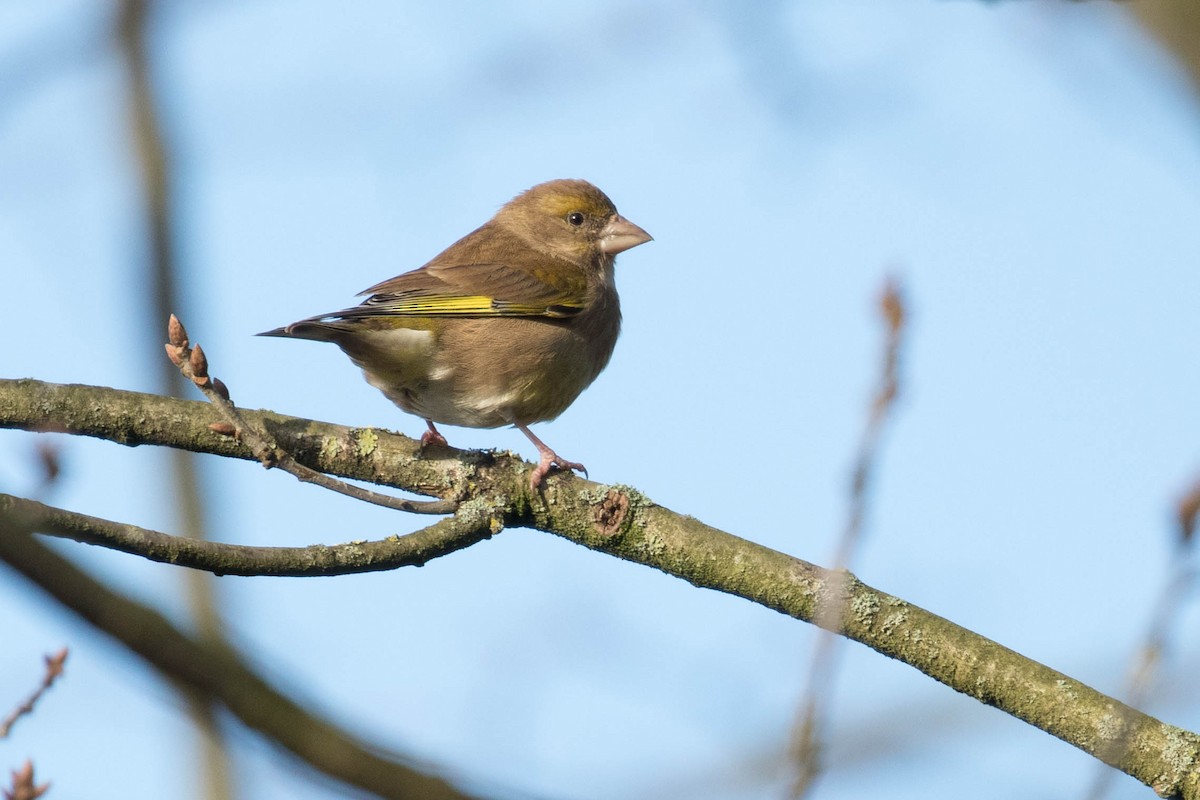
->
0;378;479;499
0;513;479;800
0;493;501;577
3;378;1200;797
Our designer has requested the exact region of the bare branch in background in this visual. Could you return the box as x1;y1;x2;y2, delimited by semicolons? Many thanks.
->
3;761;49;800
790;276;908;797
1084;473;1200;800
114;0;232;794
0;514;482;800
1126;1;1200;97
1179;477;1200;548
0;649;68;739
31;443;60;493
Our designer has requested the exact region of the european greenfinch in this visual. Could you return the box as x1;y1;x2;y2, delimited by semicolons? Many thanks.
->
260;179;652;490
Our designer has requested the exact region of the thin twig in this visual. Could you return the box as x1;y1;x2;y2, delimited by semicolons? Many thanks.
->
1180;476;1200;548
166;314;458;515
31;441;61;499
0;649;68;739
789;276;907;797
3;761;49;800
1;493;501;577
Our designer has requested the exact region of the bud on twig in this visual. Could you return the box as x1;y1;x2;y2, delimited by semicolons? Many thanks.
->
44;648;68;680
880;278;905;335
35;441;61;486
168;314;188;348
189;344;210;386
165;343;185;366
6;760;49;800
1179;480;1200;547
208;422;237;437
211;377;230;402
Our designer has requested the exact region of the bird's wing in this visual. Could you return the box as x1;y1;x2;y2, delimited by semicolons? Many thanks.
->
345;261;588;319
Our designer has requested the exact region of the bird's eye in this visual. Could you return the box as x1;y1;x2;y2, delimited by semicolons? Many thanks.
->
566;211;585;227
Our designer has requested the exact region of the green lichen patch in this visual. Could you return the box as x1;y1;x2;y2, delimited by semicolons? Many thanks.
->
353;428;379;458
319;435;341;463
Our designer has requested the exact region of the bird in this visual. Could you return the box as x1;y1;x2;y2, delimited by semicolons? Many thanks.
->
259;179;652;491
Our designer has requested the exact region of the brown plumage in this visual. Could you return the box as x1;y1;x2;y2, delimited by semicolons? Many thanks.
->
260;179;652;490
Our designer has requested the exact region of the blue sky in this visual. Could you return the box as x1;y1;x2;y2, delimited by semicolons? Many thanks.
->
2;2;1199;798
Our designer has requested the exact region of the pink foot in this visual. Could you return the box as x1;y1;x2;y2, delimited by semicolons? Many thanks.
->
420;420;449;449
517;423;587;490
528;450;588;490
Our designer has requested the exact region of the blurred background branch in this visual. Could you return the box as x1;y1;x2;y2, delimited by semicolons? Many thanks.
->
1084;475;1200;800
0;648;67;740
115;1;231;796
789;277;907;797
0;510;480;800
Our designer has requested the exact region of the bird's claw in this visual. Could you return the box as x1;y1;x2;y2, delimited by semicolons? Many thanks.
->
529;453;587;491
417;422;446;448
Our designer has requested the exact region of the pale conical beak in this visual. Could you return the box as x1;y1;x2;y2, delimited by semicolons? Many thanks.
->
599;214;653;255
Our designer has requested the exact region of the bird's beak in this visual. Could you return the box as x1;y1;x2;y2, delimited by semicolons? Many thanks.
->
599;215;653;255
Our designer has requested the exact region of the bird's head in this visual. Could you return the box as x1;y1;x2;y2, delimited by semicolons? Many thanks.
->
496;179;652;264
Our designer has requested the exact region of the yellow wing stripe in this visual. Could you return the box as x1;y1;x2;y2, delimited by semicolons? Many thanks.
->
368;295;582;318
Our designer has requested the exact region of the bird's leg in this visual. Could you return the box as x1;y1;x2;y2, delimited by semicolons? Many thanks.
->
516;423;587;490
420;419;449;449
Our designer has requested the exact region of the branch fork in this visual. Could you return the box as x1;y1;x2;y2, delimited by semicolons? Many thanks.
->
165;314;458;515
